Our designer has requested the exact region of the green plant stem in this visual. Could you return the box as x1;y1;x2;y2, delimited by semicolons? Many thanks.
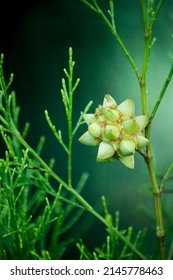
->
145;127;165;259
0;55;13;123
82;0;141;82
140;0;165;259
88;207;145;259
0;47;146;259
6;126;144;259
81;0;167;259
67;48;74;187
149;0;165;30
140;0;150;116
150;65;173;123
160;161;173;192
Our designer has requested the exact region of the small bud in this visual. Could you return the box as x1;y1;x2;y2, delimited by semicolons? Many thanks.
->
97;114;106;123
104;125;120;140
112;141;119;151
83;113;96;125
117;99;135;117
119;155;134;169
1;53;4;61
122;119;139;134
69;47;73;55
105;108;119;121
136;134;149;148
134;115;148;130
97;142;115;161
95;106;103;115
88;122;101;138
79;131;99;146
119;139;135;156
103;94;117;107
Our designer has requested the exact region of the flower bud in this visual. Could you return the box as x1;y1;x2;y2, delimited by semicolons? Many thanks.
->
97;142;115;161
104;125;120;140
136;134;149;148
103;94;117;108
119;139;135;156
79;131;100;146
105;108;119;121
97;114;105;123
134;115;148;130
83;113;96;125
88;122;101;138
122;119;139;134
119;155;134;169
112;141;118;151
117;99;135;117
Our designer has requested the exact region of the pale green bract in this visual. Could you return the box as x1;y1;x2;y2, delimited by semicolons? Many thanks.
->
79;94;149;169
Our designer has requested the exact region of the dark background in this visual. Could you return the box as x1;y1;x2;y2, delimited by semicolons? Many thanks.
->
1;0;173;257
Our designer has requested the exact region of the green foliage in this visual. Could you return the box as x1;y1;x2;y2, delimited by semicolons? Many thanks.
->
1;0;173;260
0;47;146;260
77;199;147;260
81;0;173;260
0;50;89;259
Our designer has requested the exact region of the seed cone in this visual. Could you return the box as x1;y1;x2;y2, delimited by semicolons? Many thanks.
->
79;94;149;169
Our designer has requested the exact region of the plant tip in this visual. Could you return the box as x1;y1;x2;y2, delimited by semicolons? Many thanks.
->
69;47;73;55
1;53;4;61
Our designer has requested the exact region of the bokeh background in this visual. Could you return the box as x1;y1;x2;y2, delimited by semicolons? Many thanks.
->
1;0;173;258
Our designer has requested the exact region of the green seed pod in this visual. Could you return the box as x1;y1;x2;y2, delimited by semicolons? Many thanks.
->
105;108;119;121
97;114;105;123
103;94;117;108
112;141;119;151
119;155;134;169
95;107;103;115
83;113;96;125
134;115;148;130
104;125;120;140
79;94;149;169
122;119;139;134
88;122;102;138
119;139;136;156
97;142;115;161
117;99;135;117
136;134;149;148
79;131;100;146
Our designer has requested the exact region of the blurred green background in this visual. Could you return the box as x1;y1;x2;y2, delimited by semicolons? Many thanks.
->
1;0;173;257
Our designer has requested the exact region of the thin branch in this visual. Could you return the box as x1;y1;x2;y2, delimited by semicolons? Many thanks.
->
150;64;173;123
45;110;69;154
73;100;93;136
160;162;173;192
108;0;116;32
149;0;165;30
81;0;97;12
81;0;141;82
